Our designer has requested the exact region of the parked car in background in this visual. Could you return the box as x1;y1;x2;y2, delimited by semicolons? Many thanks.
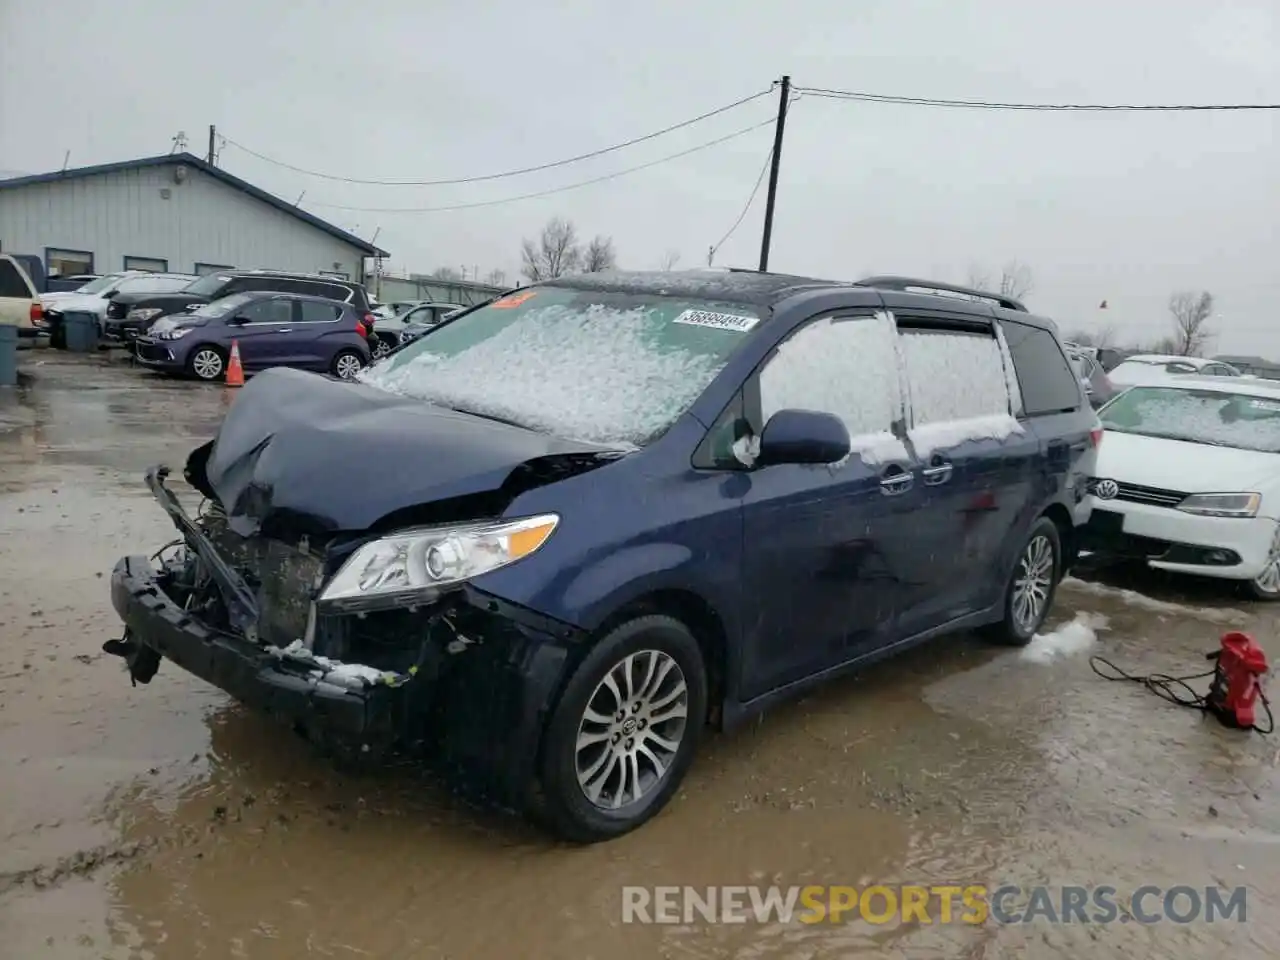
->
1067;348;1119;409
0;254;42;337
371;299;423;321
105;269;376;344
1108;354;1240;388
46;272;196;348
399;307;464;346
41;271;141;309
134;291;372;381
371;301;466;355
108;270;1095;842
1083;376;1280;599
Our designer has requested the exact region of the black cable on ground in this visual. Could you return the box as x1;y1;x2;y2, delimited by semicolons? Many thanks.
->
1089;655;1273;734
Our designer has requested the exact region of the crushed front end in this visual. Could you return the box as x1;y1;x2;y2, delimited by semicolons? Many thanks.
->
107;464;581;802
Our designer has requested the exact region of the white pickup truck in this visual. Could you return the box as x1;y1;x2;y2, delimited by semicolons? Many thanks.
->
0;254;43;336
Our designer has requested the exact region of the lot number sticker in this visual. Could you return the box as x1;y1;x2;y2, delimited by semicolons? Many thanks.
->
673;309;760;333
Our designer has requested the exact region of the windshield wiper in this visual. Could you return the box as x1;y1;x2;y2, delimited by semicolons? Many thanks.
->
442;404;531;430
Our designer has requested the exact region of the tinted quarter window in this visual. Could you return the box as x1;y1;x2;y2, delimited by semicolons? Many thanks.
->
319;283;353;302
1001;320;1082;416
299;301;342;323
759;313;901;437
0;260;31;298
898;325;1010;424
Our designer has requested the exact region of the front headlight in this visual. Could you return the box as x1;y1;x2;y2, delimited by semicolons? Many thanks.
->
165;326;193;340
1177;492;1261;518
318;514;559;611
127;307;164;322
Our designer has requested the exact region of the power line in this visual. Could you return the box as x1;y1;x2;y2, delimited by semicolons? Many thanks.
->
220;87;775;187
708;139;777;265
303;119;777;214
794;85;1280;111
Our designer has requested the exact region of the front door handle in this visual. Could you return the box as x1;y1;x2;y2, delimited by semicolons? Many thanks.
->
922;459;953;486
275;328;293;334
879;466;913;496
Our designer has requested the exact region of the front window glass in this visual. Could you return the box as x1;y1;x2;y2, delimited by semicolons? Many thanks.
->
360;286;761;446
1100;386;1280;453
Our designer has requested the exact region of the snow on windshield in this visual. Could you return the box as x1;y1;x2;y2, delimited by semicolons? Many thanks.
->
360;300;744;446
1102;387;1280;453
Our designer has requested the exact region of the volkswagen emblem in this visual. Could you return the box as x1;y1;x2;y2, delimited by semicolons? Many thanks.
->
1094;479;1119;500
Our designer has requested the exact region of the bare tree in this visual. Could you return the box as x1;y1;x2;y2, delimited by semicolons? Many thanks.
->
484;268;508;287
658;249;681;271
582;235;617;273
1168;291;1214;357
431;266;462;281
521;217;581;281
967;261;1034;301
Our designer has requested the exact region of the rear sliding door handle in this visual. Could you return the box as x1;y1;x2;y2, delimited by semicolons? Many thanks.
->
922;461;953;485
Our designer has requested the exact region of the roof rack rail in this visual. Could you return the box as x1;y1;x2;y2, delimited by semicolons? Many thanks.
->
856;275;1028;313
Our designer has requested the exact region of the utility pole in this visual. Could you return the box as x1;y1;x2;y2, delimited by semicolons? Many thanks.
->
757;75;790;272
207;125;216;165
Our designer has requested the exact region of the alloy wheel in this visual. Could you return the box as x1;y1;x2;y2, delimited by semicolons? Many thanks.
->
1012;534;1054;632
372;338;391;358
1253;529;1280;596
574;649;689;810
335;353;364;380
191;349;223;380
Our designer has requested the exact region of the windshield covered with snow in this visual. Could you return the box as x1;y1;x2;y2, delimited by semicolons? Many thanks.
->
358;286;761;445
182;274;233;297
1100;386;1280;453
76;274;125;295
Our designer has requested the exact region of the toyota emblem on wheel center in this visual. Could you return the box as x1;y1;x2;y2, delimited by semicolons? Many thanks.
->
1094;479;1119;500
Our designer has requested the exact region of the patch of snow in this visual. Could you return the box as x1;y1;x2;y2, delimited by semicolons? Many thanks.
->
849;429;910;466
359;301;743;446
1020;611;1110;664
1060;577;1249;625
899;329;1011;426
993;322;1025;416
265;640;401;689
731;433;760;467
760;312;902;439
908;414;1023;459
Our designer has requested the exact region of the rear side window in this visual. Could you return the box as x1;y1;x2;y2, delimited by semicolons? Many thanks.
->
0;259;32;298
898;325;1010;425
1001;320;1082;416
299;301;343;323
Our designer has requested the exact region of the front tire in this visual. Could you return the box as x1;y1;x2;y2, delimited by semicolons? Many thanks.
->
537;615;707;843
1246;527;1280;601
187;345;226;381
985;517;1062;645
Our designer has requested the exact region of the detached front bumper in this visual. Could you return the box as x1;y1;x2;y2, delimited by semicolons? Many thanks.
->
110;554;404;745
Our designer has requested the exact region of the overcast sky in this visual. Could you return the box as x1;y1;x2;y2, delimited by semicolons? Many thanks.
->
1;1;1276;353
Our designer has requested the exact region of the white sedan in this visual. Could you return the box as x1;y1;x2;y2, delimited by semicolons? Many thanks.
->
1107;353;1240;388
1083;375;1280;598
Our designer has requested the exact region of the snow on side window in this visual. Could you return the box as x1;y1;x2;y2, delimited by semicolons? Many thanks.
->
900;328;1021;457
759;312;906;464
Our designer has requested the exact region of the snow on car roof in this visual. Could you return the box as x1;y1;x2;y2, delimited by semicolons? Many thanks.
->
1133;375;1280;398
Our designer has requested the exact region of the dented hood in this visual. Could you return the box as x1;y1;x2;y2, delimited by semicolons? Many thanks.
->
192;367;614;536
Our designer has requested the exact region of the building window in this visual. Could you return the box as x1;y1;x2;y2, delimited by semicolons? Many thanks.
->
45;248;94;278
194;262;234;276
124;255;169;273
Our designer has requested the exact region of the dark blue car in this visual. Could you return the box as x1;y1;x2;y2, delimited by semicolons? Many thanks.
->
134;291;371;381
107;270;1098;841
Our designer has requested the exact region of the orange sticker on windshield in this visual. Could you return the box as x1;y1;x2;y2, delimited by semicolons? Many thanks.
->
491;290;538;309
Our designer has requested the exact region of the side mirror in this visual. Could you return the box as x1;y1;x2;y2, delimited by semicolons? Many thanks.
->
757;409;851;467
184;303;200;311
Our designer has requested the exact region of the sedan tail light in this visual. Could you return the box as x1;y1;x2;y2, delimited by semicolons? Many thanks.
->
29;302;43;325
1090;426;1104;447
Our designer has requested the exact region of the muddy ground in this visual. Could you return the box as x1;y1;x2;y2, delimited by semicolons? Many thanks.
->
2;351;1279;959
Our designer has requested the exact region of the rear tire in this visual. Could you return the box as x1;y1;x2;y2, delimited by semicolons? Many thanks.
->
331;349;366;380
537;615;707;843
983;517;1062;646
187;345;226;381
372;333;396;359
50;325;66;350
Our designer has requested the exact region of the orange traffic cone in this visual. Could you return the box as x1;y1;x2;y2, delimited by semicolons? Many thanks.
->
226;339;245;387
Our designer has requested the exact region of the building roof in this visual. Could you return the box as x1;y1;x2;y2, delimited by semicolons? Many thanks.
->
0;152;388;258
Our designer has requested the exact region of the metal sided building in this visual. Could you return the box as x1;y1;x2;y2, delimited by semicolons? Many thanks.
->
0;152;386;281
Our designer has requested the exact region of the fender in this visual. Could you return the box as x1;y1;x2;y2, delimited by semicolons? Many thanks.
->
560;540;742;640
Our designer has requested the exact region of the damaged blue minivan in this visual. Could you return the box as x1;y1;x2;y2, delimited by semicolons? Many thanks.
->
108;270;1098;841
